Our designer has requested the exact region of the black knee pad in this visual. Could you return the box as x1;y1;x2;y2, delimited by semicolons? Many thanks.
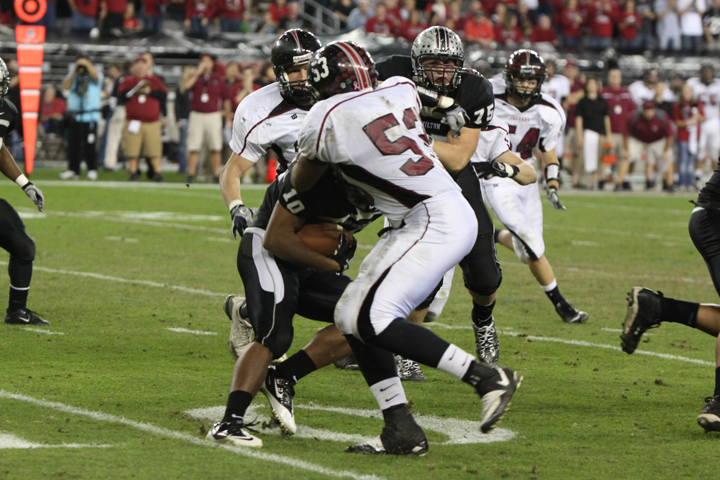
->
461;233;502;296
259;326;294;359
10;233;35;264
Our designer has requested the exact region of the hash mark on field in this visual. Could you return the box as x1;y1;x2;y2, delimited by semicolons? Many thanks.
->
0;391;383;480
570;240;602;247
105;236;139;243
167;328;218;336
21;327;64;335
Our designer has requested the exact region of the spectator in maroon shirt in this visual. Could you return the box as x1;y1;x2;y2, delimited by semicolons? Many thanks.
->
366;3;394;34
269;0;289;23
589;0;619;50
600;67;637;190
181;54;231;183
465;9;496;46
218;0;245;31
446;0;466;31
118;56;168;182
531;13;559;44
99;0;126;37
625;100;676;191
400;9;428;40
230;65;260;113
674;84;705;189
123;3;141;32
142;0;166;34
185;0;215;38
495;11;522;44
618;0;643;51
560;0;585;48
68;0;99;36
39;85;66;136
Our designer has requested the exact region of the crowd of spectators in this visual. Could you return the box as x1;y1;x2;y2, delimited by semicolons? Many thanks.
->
2;0;720;53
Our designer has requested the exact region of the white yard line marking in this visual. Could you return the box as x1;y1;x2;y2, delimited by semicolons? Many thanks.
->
17;212;47;219
601;327;653;336
570;240;602;247
0;391;383;480
105;236;139;243
0;261;227;298
0;432;111;449
21;327;64;335
167;328;218;336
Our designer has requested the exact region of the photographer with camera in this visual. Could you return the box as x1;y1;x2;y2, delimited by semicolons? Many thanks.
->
60;55;104;181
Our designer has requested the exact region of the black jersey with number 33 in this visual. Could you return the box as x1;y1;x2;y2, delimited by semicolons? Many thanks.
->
375;55;495;136
0;99;19;139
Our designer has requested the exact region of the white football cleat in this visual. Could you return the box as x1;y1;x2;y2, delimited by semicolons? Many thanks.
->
224;295;253;360
206;420;263;447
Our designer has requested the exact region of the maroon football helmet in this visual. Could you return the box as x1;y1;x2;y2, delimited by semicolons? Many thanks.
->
307;41;378;101
503;49;548;103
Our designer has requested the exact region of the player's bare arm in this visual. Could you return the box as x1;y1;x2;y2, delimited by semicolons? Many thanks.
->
291;155;329;193
220;152;256;238
433;126;481;174
494;150;538;185
264;201;342;273
539;148;561;189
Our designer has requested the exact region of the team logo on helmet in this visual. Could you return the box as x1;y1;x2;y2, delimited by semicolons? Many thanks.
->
307;41;378;101
271;29;322;103
503;49;548;103
411;26;464;94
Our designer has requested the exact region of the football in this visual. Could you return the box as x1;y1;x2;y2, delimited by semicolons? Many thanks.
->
297;223;354;256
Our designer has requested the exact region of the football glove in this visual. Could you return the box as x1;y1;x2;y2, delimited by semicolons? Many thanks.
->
437;104;469;138
546;186;566;210
330;233;356;273
22;183;44;212
473;161;519;180
230;204;254;239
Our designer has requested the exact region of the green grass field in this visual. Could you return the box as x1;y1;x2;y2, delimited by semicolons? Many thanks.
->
1;172;718;479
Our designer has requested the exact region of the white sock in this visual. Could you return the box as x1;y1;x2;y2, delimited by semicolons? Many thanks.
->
370;377;407;411
541;279;558;292
436;344;474;380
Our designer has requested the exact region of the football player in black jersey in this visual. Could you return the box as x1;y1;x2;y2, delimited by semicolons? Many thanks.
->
0;58;48;326
621;164;720;433
375;27;504;367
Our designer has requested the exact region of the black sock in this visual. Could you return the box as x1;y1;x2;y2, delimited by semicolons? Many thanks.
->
8;287;28;312
222;390;253;423
372;318;450;368
273;349;317;384
493;229;502;244
461;360;499;392
659;296;699;328
472;301;495;327
715;367;720;398
545;285;571;310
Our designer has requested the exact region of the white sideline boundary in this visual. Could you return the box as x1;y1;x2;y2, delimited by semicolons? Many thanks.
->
0;390;384;480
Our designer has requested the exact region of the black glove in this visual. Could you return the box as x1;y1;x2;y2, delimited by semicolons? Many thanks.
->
230;204;254;239
22;183;44;212
473;161;519;180
330;232;356;273
436;103;469;138
546;186;566;210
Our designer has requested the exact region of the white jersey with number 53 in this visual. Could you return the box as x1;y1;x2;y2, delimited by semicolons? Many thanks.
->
297;76;461;226
492;88;566;165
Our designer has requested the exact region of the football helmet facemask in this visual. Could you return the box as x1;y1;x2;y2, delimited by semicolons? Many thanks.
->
307;41;377;101
504;49;548;104
271;29;322;104
411;26;464;95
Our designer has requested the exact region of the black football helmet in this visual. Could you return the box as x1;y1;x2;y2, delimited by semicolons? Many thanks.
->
504;49;548;103
271;29;322;103
0;58;9;106
307;41;377;101
411;26;464;94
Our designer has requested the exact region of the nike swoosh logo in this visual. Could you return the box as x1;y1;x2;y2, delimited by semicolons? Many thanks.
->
17;317;30;323
448;349;456;361
379;386;392;392
385;394;399;402
496;369;510;387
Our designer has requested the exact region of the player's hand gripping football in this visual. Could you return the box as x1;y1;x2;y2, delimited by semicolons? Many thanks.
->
22;183;44;212
437;103;469;138
330;233;356;273
546;186;566;210
230;204;255;239
473;160;519;180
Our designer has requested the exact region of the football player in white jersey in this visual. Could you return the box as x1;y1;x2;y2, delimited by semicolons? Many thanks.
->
490;49;589;324
628;67;675;107
286;41;521;455
688;64;720;168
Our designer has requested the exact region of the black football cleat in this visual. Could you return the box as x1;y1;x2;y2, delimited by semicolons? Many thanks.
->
621;287;662;354
556;304;589;324
334;354;360;370
698;395;720;433
473;365;522;433
473;316;500;366
396;355;427;382
346;405;428;456
205;418;262;447
5;308;49;326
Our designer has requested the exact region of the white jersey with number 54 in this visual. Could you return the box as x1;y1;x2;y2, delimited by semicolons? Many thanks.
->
492;88;566;165
297;76;461;226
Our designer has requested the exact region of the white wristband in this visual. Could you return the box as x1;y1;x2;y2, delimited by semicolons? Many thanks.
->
228;199;243;211
15;174;29;188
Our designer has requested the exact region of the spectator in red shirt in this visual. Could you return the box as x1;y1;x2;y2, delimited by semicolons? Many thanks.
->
560;0;585;49
465;9;495;46
446;0;466;31
531;13;559;44
99;0;127;37
269;0;289;23
68;0;99;37
185;0;215;38
600;67;637;190
180;54;231;183
674;83;705;189
366;3;394;34
123;3;141;32
400;9;428;40
625;100;676;190
230;66;261;112
118;56;168;182
219;0;245;31
618;0;643;51
494;11;522;44
385;0;405;30
589;0;618;50
39;85;66;136
142;0;166;34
